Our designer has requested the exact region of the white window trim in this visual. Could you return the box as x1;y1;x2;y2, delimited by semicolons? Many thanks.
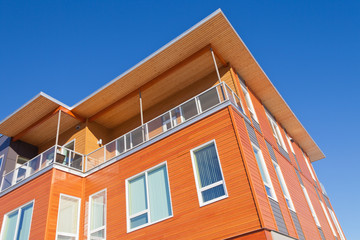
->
125;162;173;233
319;201;337;237
190;139;228;207
272;161;295;211
241;86;258;122
0;199;35;240
252;144;277;201
328;207;346;240
302;152;317;181
285;133;295;154
88;189;107;240
0;154;4;172
301;186;321;227
266;114;288;152
56;194;81;240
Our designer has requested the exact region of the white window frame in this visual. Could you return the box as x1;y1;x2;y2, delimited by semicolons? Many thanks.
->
266;114;287;152
0;200;35;240
301;186;321;227
88;189;107;240
285;133;295;154
272;161;295;211
241;86;258;122
191;140;228;207
252;144;277;201
328;207;346;240
319;201;337;237
0;154;4;172
125;162;173;232
302;152;317;181
55;194;81;240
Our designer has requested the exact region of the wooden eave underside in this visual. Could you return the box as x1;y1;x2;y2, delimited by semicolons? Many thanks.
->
0;10;324;161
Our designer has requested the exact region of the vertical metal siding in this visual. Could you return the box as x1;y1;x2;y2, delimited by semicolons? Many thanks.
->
295;169;304;186
277;142;290;161
318;227;326;240
269;197;288;236
290;210;305;240
252;116;262;133
245;121;259;148
265;140;277;163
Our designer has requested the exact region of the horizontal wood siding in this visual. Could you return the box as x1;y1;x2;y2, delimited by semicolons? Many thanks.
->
0;171;52;239
83;107;260;239
231;107;277;230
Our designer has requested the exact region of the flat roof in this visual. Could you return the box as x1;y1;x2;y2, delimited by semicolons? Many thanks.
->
0;9;325;161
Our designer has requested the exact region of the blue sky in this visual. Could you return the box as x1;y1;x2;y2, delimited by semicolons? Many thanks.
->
1;0;359;238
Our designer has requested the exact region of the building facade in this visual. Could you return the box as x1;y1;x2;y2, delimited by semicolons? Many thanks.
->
0;10;346;240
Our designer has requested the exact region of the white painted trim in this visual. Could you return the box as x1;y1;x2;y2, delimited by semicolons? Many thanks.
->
272;161;295;212
125;162;173;233
55;194;81;240
266;113;288;152
0;199;35;240
252;143;277;201
88;189;107;240
0;154;4;175
301;185;321;227
241;85;258;122
320;201;337;237
190;139;228;207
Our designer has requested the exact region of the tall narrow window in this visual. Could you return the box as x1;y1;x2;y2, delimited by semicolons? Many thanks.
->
319;201;337;237
191;140;228;206
241;86;258;122
88;190;106;240
0;201;34;240
252;144;276;199
56;194;81;240
266;114;287;151
127;163;172;231
285;133;295;154
301;186;320;227
328;207;346;240
273;161;295;211
303;152;317;181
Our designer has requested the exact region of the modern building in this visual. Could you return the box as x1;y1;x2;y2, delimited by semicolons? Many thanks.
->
0;9;346;240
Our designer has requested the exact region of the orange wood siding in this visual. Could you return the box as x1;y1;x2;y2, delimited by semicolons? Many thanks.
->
255;131;298;239
45;169;84;240
0;171;52;239
230;107;277;231
83;107;261;239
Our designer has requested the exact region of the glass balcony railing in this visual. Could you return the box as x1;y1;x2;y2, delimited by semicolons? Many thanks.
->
85;82;244;171
0;145;84;192
0;82;244;192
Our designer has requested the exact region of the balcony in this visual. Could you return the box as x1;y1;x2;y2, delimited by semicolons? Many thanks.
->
0;82;244;193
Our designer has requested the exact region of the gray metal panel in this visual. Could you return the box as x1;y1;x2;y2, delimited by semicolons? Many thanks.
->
290;210;305;240
245;121;259;148
266;140;277;162
252;116;262;133
295;169;303;186
277;142;290;161
293;153;301;172
324;195;332;209
314;186;322;201
318;227;326;240
269;197;288;236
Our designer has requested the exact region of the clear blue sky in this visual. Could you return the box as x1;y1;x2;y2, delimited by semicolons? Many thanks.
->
1;0;358;238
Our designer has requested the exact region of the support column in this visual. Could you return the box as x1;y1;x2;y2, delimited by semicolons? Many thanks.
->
55;110;62;146
211;48;222;83
139;89;144;125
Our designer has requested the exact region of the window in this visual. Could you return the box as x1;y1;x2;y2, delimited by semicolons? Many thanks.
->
303;152;317;181
191;140;228;206
252;144;276;199
56;194;81;240
266;114;287;151
88;190;106;240
0;200;34;240
0;155;4;172
319;201;337;237
328;207;346;240
285;133;295;154
273;161;295;211
241;86;258;122
126;163;172;231
301;186;320;227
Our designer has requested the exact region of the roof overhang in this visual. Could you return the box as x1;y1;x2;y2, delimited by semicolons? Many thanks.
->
0;9;325;161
